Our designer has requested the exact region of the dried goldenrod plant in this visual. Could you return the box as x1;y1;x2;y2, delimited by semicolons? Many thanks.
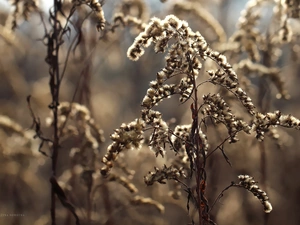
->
101;11;300;224
1;0;300;225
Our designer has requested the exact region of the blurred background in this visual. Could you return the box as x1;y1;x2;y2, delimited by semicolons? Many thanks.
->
0;0;299;224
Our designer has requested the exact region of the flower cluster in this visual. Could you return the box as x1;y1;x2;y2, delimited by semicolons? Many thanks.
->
178;77;194;103
254;110;300;141
141;109;170;157
237;175;272;213
101;119;145;176
144;165;186;186
88;0;106;31
127;15;200;107
234;87;256;116
171;124;192;153
202;94;252;143
128;15;241;107
206;59;259;116
171;124;209;155
141;81;176;109
205;50;239;81
207;69;238;90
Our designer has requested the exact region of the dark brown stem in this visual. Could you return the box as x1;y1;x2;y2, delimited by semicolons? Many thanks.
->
50;1;61;224
189;67;205;225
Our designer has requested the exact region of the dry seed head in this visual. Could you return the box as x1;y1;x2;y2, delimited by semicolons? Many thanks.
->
127;15;186;61
89;0;106;31
178;77;193;103
128;15;241;107
130;195;165;214
207;69;238;90
171;123;209;155
279;114;300;128
202;94;251;143
171;124;192;153
148;123;168;157
101;119;145;176
144;165;186;186
234;88;256;115
164;14;183;30
206;51;238;82
141;83;177;108
107;173;138;193
238;175;272;213
253;111;300;141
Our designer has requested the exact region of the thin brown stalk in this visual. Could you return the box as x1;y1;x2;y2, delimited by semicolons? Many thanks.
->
49;1;62;224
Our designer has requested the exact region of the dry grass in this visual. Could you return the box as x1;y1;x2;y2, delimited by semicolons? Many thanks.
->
0;0;300;225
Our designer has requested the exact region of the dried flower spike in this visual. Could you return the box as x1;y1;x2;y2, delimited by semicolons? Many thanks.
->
238;175;272;213
101;119;145;176
144;165;186;186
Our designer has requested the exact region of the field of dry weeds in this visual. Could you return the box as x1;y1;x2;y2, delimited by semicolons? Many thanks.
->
0;0;300;225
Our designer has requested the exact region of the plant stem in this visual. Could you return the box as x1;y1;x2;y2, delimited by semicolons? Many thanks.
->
190;68;205;225
50;1;61;224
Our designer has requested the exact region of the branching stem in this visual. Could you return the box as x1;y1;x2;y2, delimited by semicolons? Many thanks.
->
50;1;62;224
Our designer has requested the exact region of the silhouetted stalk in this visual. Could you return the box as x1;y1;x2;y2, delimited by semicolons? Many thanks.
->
190;68;206;225
49;1;61;224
